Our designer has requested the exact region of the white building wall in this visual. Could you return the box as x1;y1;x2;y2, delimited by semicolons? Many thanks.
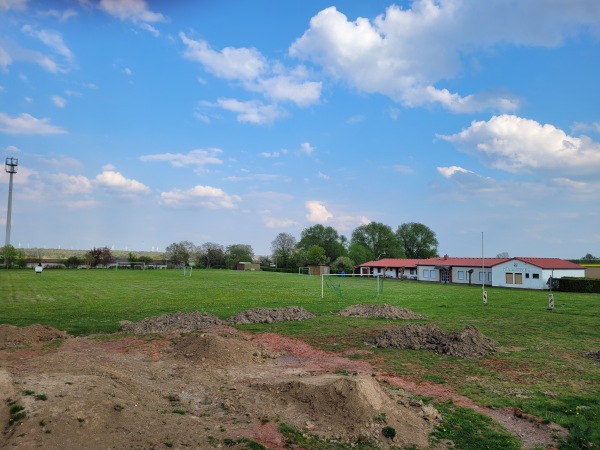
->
418;266;439;282
451;267;492;286
491;261;583;290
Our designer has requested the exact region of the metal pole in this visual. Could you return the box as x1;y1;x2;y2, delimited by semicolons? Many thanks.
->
5;171;13;247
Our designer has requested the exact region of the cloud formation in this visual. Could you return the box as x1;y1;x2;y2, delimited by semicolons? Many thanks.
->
0;112;66;134
438;115;600;176
289;1;600;112
160;185;240;209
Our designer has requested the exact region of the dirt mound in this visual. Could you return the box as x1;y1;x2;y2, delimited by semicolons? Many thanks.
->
251;373;431;448
370;324;496;358
228;306;315;324
338;304;425;320
173;331;272;366
119;311;225;334
0;324;68;348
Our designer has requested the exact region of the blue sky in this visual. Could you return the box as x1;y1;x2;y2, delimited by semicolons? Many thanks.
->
1;0;599;259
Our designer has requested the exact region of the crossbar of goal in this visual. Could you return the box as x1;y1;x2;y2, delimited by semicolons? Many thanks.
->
321;273;383;299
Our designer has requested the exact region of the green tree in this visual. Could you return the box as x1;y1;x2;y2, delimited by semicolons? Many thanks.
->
225;244;254;269
1;244;18;267
65;255;82;269
396;222;439;259
271;232;297;269
348;243;373;265
350;222;403;259
581;253;598;262
331;256;354;274
87;247;114;267
199;242;225;268
165;241;197;266
297;225;345;262
306;245;328;265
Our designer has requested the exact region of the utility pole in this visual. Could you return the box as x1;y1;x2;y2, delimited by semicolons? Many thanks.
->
4;157;18;267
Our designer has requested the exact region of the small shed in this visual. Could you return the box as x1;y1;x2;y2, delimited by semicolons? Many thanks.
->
237;262;261;271
308;265;330;276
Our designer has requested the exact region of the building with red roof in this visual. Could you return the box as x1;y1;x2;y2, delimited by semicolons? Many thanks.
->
357;255;585;290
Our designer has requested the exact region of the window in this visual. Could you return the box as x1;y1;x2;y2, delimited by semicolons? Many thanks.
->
423;270;429;279
506;273;514;284
430;270;436;280
533;273;540;279
479;271;485;281
526;273;530;279
458;271;465;280
515;273;523;284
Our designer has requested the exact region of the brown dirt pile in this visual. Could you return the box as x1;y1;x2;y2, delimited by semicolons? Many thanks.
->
370;324;497;358
0;324;68;348
228;306;315;324
119;311;225;333
0;326;432;450
338;304;425;319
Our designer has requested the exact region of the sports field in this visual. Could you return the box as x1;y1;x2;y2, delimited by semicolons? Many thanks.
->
1;268;599;448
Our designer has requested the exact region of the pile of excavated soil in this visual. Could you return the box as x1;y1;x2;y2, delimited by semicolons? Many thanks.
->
338;304;425;320
119;311;225;334
0;324;68;348
370;324;497;358
173;330;276;366
228;306;315;324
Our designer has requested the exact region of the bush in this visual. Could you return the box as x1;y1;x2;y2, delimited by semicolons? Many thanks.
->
556;277;600;293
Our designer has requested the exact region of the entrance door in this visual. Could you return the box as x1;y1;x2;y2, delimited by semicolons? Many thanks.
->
441;270;450;284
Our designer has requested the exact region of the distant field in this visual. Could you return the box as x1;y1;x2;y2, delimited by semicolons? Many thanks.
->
1;268;599;448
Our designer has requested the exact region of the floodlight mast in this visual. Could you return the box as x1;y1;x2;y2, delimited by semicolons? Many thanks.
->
4;157;18;267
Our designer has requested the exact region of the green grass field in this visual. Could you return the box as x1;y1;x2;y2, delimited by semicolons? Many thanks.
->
1;268;599;449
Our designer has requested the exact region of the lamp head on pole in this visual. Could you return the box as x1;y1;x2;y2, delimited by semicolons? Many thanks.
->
5;157;18;174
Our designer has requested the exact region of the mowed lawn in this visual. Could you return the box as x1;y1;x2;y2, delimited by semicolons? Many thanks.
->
1;268;599;448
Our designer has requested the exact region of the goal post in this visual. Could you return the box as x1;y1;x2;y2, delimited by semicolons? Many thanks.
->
321;273;384;299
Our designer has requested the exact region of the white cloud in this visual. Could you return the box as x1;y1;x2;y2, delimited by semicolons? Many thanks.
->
51;95;66;108
0;40;66;73
261;215;298;228
316;171;329;180
437;166;497;192
305;200;332;222
180;33;266;81
21;25;74;62
140;148;223;170
300;142;315;155
94;170;150;195
392;164;413;175
160;185;240;209
260;151;280;158
438;115;600;176
39;8;78;22
214;98;287;125
289;1;600;113
180;33;322;109
0;112;66;134
123;67;132;76
98;0;164;23
49;173;93;195
0;0;27;11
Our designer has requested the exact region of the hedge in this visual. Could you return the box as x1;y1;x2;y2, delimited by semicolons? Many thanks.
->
555;277;600;293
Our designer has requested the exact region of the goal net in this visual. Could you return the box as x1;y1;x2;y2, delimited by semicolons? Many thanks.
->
321;273;383;300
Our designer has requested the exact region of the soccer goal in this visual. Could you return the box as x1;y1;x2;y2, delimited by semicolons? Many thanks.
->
182;266;193;277
321;273;384;299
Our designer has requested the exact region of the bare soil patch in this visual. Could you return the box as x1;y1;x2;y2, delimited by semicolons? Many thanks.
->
0;315;565;449
584;350;600;362
0;324;68;348
338;304;425;320
370;324;497;358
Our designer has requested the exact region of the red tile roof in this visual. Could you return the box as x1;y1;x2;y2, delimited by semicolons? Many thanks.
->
359;256;583;270
492;257;584;270
360;258;422;268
